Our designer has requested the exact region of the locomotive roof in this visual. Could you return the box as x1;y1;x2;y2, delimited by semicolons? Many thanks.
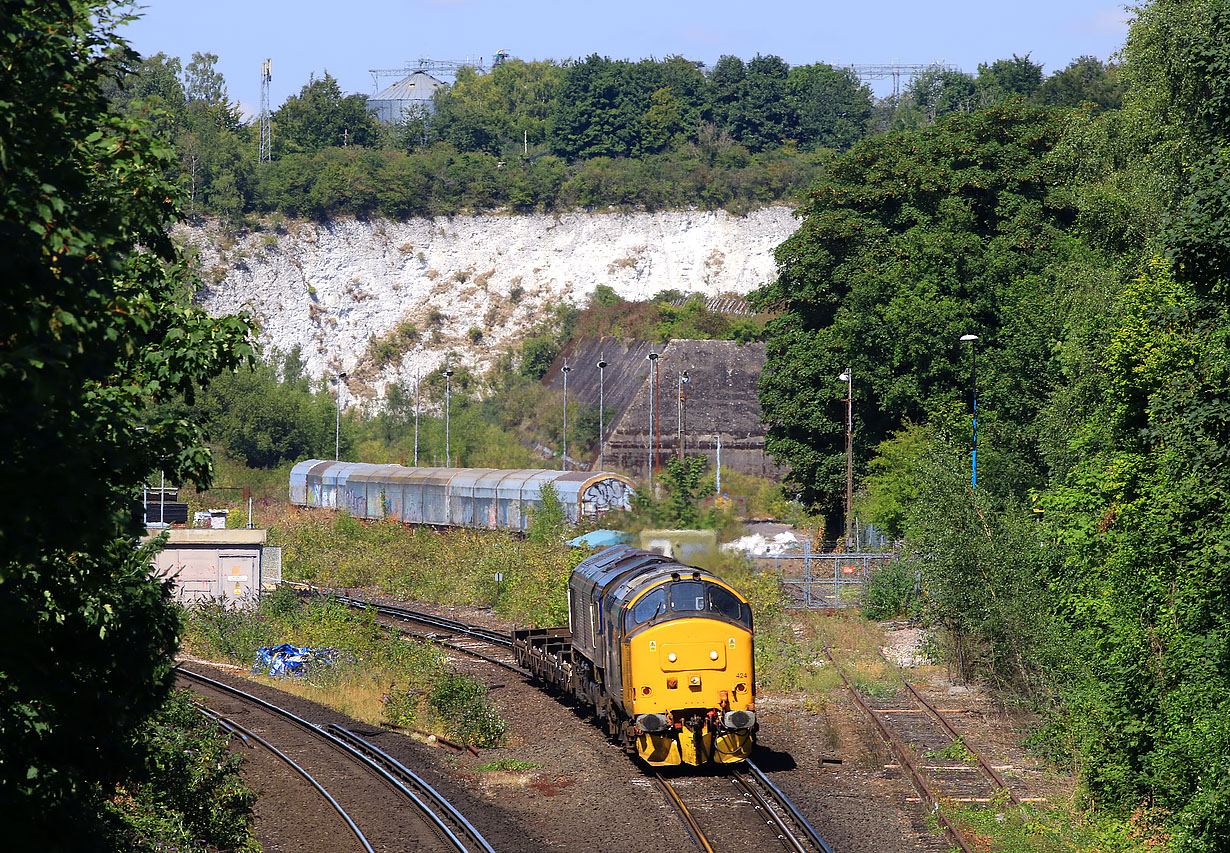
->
572;544;734;600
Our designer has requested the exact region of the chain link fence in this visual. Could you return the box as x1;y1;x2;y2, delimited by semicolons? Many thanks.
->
754;545;898;608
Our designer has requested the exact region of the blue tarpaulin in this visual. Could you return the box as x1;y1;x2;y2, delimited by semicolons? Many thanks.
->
252;644;336;678
566;529;633;548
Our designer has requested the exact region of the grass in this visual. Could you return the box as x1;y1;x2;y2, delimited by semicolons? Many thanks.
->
474;759;541;773
181;586;508;747
946;800;1172;852
272;510;585;627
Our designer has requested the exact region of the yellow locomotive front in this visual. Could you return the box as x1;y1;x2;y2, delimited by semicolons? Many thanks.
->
621;575;756;765
560;545;756;767
613;569;755;765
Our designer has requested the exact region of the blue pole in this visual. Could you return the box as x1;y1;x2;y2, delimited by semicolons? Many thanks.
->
971;343;977;490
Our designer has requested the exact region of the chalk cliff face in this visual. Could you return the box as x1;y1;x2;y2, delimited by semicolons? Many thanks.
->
185;207;797;401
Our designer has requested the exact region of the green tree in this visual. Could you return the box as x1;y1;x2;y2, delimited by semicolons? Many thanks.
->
893;66;979;128
752;104;1073;521
660;456;714;528
0;1;254;845
274;71;380;154
976;54;1044;104
527;482;567;543
786;63;874;150
1037;56;1124;110
196;350;342;468
739;54;793;151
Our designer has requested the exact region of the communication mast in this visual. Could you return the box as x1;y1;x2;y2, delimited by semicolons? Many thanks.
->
258;58;272;163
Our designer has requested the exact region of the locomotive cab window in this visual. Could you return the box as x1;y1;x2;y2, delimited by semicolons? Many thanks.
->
629;586;667;628
669;581;705;612
708;582;750;628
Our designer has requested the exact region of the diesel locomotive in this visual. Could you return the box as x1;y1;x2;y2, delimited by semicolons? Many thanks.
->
514;544;756;766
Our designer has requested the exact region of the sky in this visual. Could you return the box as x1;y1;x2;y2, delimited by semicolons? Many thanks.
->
120;0;1134;119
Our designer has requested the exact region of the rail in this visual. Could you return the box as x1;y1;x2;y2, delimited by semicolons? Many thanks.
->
191;699;374;853
180;667;494;853
741;760;833;853
824;646;975;853
882;652;1020;806
326;724;497;853
653;772;716;853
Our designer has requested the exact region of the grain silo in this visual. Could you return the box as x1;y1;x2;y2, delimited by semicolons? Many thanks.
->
367;71;446;123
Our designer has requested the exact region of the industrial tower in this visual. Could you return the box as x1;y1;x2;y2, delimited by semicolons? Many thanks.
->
258;58;272;163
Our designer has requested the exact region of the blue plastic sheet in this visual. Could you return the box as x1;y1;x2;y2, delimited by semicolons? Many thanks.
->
566;529;633;548
251;643;336;678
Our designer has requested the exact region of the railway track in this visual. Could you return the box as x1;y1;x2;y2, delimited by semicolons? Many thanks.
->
655;762;833;853
298;587;841;852
824;645;1020;853
299;586;528;675
179;666;497;853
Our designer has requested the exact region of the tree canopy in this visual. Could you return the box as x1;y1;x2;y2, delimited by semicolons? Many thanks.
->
0;2;253;844
754;1;1230;845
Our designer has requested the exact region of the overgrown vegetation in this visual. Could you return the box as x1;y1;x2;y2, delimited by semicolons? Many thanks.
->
752;0;1230;846
182;586;507;747
0;3;255;846
104;691;259;852
273;513;584;627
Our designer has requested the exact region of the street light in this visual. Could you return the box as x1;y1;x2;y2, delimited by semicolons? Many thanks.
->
335;372;347;461
413;363;420;466
646;351;660;480
444;365;455;467
677;369;690;460
561;363;571;471
960;334;980;489
837;368;853;552
596;356;607;470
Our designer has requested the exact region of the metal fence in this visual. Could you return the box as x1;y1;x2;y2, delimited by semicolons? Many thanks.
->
754;546;898;608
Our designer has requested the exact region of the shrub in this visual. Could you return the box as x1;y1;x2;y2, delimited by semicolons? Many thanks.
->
861;560;918;620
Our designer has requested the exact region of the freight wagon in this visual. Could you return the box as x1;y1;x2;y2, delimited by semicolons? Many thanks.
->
289;460;634;531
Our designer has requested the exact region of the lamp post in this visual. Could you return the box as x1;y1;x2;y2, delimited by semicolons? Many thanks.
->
677;369;690;460
335;372;347;461
596;356;607;470
960;334;980;489
413;365;420;466
561;363;571;471
837;368;853;551
444;365;455;467
646;351;659;480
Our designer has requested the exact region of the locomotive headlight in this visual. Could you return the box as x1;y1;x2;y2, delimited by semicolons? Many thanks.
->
667;652;677;662
709;650;719;660
636;713;671;733
689;676;701;687
723;710;756;730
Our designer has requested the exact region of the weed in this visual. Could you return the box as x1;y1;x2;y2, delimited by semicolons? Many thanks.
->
862;560;919;619
182;589;509;747
475;759;540;772
928;736;977;763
